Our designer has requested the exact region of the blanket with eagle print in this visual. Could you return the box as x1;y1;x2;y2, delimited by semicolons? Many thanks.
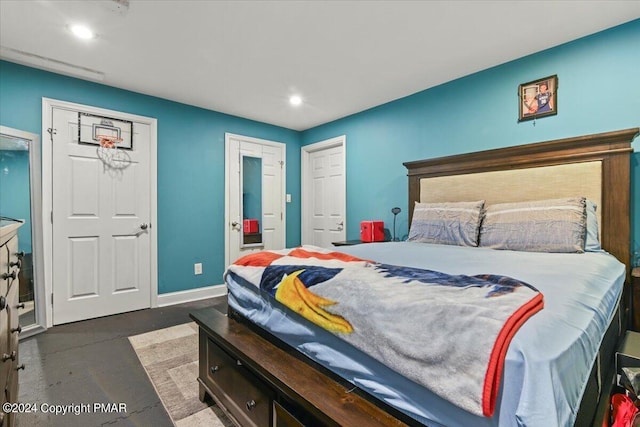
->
225;245;544;417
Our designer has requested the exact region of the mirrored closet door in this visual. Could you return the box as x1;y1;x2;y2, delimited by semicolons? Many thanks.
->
0;126;46;338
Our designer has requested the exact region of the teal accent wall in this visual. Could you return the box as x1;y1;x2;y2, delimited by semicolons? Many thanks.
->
0;60;301;293
0;150;32;253
302;19;640;259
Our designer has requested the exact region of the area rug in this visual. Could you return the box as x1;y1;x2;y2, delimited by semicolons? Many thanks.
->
129;322;234;427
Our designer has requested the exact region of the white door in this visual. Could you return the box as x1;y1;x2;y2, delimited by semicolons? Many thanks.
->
225;134;285;266
302;136;346;247
51;107;152;325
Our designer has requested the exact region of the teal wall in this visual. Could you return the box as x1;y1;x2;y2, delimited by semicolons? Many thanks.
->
302;19;640;261
0;60;302;293
0;150;31;253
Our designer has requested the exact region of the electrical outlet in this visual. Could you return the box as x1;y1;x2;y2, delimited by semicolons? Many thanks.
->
194;263;202;275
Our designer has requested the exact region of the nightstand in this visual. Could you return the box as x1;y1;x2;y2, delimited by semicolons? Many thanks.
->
633;267;640;332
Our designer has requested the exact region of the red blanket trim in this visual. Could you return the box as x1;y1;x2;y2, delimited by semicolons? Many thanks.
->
234;251;283;267
288;248;367;263
234;247;366;267
482;293;544;417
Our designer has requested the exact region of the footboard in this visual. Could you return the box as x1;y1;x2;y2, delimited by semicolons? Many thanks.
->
190;308;409;427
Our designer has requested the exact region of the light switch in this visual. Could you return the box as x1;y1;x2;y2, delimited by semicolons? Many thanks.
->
286;194;292;203
194;263;203;275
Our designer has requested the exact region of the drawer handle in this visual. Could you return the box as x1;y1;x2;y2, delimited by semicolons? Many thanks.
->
1;271;16;280
11;325;22;334
246;400;256;411
2;352;16;362
16;364;25;371
210;365;219;374
16;303;25;309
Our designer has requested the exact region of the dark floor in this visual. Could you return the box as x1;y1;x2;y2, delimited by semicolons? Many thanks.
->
16;296;228;427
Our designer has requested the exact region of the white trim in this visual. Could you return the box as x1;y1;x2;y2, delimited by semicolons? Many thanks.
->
41;98;159;327
156;284;227;307
224;133;287;267
301;135;347;245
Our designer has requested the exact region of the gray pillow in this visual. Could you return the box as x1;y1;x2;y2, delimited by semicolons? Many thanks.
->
407;200;484;247
479;197;587;253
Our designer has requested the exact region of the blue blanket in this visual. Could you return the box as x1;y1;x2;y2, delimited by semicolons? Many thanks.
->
226;245;544;417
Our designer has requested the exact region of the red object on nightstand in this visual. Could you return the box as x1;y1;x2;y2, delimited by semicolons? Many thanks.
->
360;221;385;242
243;219;259;235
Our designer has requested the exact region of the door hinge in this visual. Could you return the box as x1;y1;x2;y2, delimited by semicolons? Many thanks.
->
281;212;283;220
51;293;54;305
50;211;53;224
279;160;284;168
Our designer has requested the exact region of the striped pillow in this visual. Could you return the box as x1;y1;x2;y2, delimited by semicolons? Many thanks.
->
479;197;587;253
408;200;484;247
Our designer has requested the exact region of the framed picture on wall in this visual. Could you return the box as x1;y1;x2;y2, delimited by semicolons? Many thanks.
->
518;75;558;122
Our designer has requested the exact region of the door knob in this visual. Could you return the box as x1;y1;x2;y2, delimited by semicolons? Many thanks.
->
231;221;241;231
140;223;149;230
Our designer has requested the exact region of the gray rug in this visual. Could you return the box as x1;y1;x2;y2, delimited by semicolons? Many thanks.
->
129;322;234;427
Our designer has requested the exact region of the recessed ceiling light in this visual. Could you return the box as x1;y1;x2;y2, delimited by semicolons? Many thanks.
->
70;24;94;40
289;95;302;106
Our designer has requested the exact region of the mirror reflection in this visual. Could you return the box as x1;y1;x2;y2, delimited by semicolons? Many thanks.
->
242;155;262;247
0;134;35;328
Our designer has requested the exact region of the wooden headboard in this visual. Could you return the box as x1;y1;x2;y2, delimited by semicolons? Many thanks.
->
403;128;638;277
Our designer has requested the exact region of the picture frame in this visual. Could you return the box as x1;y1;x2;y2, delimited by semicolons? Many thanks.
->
518;75;558;122
78;113;134;150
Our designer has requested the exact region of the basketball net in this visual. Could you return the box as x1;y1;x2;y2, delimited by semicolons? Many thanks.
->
96;134;129;171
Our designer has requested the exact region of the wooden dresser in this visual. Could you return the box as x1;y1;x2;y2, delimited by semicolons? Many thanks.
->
190;308;409;427
0;222;24;427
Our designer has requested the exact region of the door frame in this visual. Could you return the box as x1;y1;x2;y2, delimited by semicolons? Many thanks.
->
42;98;158;328
224;133;286;267
301;135;346;245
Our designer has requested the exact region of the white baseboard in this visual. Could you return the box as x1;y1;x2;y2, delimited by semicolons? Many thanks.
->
156;284;227;307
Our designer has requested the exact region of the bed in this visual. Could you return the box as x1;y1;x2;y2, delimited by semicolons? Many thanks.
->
224;128;638;426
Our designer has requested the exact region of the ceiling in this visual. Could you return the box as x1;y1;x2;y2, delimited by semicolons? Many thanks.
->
1;1;639;131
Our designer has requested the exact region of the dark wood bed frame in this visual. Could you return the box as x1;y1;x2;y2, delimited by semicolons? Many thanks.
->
193;128;638;427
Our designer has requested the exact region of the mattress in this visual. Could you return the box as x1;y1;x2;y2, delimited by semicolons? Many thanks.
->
226;242;625;426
